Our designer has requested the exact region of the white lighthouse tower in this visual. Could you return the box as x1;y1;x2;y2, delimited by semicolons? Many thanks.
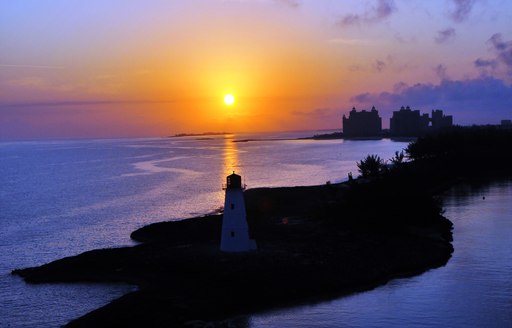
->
220;172;257;252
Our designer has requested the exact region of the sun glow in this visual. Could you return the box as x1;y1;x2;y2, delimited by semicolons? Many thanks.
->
224;94;235;106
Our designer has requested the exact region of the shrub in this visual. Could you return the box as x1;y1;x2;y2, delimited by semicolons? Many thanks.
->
357;154;386;178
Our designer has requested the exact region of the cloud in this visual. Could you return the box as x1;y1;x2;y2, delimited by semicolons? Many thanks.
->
338;0;397;27
475;33;512;79
393;81;408;93
474;58;498;69
435;28;456;44
0;64;64;70
348;64;364;72
434;64;449;80
374;60;386;72
488;33;512;67
7;77;48;89
222;0;300;7
394;33;416;44
274;0;300;7
327;38;371;45
350;77;512;124
449;0;476;23
348;56;416;75
293;107;336;118
5;76;76;93
291;107;342;130
0;99;178;109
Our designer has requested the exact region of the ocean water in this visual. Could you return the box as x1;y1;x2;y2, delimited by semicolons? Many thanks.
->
0;132;408;327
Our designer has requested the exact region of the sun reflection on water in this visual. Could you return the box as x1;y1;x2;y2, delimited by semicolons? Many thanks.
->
222;135;240;181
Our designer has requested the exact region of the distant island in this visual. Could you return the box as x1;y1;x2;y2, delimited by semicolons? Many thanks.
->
13;126;512;327
168;132;232;138
234;131;409;142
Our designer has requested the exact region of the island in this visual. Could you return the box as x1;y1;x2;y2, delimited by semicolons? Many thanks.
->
168;132;233;138
13;126;512;327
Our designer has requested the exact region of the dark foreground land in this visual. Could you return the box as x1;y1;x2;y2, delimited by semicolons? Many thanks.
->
13;184;453;328
13;126;512;327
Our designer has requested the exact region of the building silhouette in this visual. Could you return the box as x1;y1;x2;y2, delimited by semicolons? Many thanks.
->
431;109;453;129
342;106;382;137
390;106;453;136
390;106;429;136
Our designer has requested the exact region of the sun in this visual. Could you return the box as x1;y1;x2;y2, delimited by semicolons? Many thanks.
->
224;94;235;106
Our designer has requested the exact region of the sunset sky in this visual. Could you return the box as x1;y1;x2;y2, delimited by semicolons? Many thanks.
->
1;0;511;139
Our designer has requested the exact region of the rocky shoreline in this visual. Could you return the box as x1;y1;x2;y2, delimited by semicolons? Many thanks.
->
13;181;453;327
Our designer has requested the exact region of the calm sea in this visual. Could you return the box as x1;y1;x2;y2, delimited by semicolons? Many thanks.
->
1;132;510;327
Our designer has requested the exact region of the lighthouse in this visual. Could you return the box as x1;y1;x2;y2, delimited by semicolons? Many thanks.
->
220;172;257;252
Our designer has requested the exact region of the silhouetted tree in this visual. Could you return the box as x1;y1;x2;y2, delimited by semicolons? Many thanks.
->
357;154;386;178
390;150;405;165
405;126;512;172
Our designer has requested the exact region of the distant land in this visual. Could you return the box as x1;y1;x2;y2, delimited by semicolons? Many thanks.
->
233;131;405;142
166;121;512;144
306;130;412;140
234;122;512;143
168;132;232;138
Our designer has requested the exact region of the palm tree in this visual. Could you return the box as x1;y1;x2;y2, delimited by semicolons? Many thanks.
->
357;154;386;178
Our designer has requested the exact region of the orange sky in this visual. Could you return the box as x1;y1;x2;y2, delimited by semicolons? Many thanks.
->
1;1;511;139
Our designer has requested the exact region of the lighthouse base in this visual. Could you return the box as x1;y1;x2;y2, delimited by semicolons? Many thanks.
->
220;188;257;252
